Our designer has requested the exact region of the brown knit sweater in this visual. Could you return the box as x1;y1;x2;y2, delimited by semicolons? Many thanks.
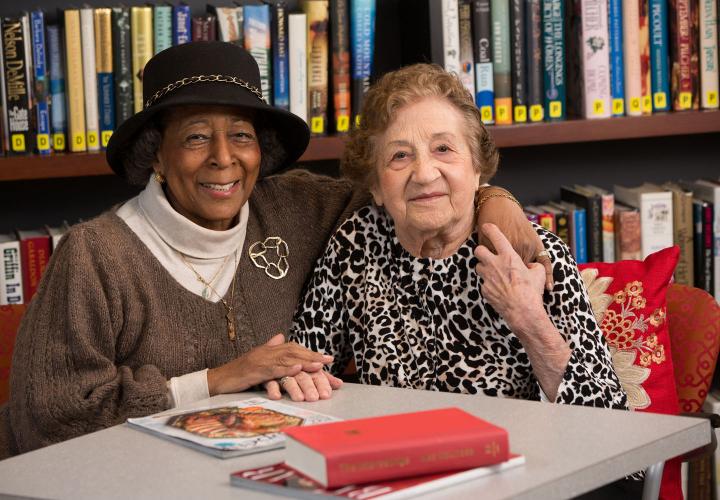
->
1;170;367;457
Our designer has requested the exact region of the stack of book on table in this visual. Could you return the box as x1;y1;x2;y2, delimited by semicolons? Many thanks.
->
230;407;525;499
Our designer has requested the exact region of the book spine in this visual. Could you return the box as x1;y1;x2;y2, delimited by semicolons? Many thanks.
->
111;7;133;127
701;204;713;293
649;0;670;111
244;5;273;104
0;240;23;305
304;0;330;136
669;0;696;110
639;0;652;114
441;0;462;74
607;0;625;115
19;237;50;303
330;0;351;132
510;0;527;122
80;9;100;152
542;0;565;120
63;10;86;152
288;13;308;122
350;0;375;127
131;7;153;114
154;5;173;55
94;8;115;149
525;0;544;121
554;212;571;246
214;7;241;44
236;8;244;47
699;0;719;108
323;433;510;488
192;15;217;42
458;0;476;98
173;5;192;45
30;11;51;155
272;2;290;111
46;25;66;152
575;208;588;262
623;0;643;115
600;194;615;262
672;191;694;285
2;17;33;155
580;0;611;118
537;213;555;232
693;202;705;288
492;0;513;123
473;0;495;123
640;194;674;258
615;209;642;260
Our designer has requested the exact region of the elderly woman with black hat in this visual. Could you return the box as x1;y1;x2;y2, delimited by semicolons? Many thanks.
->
0;42;547;457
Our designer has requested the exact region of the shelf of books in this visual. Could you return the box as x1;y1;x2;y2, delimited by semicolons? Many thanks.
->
1;110;717;182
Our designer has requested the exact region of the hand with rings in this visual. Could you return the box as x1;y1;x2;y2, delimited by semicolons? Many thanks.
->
265;370;343;402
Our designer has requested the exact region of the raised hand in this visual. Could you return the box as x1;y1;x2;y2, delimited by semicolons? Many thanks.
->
207;333;333;396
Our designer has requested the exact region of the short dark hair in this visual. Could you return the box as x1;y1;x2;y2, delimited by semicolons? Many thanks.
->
121;112;286;186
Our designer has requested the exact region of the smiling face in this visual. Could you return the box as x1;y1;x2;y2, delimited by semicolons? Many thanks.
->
371;97;481;245
154;105;262;231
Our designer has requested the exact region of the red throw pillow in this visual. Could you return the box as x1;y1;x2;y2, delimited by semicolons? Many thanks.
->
579;246;681;500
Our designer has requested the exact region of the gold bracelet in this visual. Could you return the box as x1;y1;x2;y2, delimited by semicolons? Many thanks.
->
476;191;524;213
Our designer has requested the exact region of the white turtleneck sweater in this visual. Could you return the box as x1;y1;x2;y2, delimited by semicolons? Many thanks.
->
117;178;248;407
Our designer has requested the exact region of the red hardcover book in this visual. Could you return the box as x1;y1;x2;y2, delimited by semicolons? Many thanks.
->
283;407;510;488
669;0;698;110
17;229;51;302
230;456;525;499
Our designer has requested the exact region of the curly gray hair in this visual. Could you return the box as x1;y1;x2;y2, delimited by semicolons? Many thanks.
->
122;113;287;186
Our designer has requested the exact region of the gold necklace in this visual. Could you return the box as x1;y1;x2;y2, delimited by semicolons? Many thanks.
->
179;253;231;299
180;250;239;341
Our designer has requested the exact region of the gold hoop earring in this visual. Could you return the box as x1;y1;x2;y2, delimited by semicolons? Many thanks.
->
154;171;165;184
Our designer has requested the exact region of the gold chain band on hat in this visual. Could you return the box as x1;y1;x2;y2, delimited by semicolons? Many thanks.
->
145;74;264;108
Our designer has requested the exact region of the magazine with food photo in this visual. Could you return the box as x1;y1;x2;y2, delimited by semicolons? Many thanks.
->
127;397;339;458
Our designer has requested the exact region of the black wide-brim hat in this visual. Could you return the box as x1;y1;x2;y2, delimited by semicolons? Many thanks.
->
106;41;310;178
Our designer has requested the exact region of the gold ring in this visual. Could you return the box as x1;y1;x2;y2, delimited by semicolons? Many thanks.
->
279;376;291;387
536;250;551;260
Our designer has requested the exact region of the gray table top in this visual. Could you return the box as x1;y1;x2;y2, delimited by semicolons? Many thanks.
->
0;383;710;500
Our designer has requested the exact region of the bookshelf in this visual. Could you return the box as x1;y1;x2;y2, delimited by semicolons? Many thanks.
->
1;110;718;182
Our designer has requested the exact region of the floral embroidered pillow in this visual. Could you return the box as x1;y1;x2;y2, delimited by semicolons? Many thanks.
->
578;246;680;415
579;246;681;500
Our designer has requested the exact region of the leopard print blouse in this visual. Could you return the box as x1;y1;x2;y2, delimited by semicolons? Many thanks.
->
291;204;628;409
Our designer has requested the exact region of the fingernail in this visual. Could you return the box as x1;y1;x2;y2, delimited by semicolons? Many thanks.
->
322;355;334;361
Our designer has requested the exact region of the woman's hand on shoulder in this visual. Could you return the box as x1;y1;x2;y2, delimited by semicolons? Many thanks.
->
475;188;553;290
474;223;548;335
206;333;334;396
264;370;344;402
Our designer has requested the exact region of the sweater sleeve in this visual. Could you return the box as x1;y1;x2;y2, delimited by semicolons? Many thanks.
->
9;225;171;453
537;227;629;410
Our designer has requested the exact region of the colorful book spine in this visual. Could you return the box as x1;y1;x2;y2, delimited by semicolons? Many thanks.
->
330;0;350;132
615;206;642;260
304;0;330;136
131;7;153;114
525;0;544;122
510;0;527;122
473;0;495;123
30;11;51;155
541;0;566;120
574;207;588;263
288;13;308;122
63;10;86;152
576;0;612;118
441;0;462;74
80;8;100;152
244;4;273;103
599;192;615;262
191;15;217;41
607;0;625;115
213;6;242;45
664;185;694;285
154;5;173;55
112;7;133;127
46;25;66;152
0;238;23;305
669;0;697;110
639;0;652;114
18;233;51;303
458;0;476;98
623;0;643;115
700;203;713;293
699;0;719;108
173;4;192;45
2;16;33;155
492;0;513;124
271;1;290;111
94;8;115;149
649;0;670;111
350;0;375;127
